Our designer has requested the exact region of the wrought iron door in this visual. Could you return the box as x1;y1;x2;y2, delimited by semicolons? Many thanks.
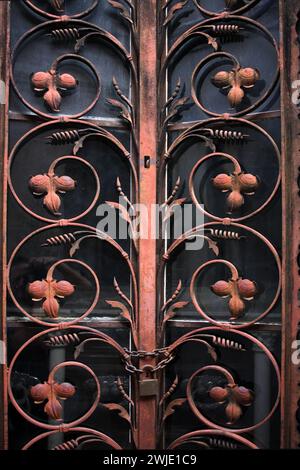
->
0;0;297;450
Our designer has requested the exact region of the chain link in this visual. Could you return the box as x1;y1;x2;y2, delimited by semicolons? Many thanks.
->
124;347;169;359
123;347;175;375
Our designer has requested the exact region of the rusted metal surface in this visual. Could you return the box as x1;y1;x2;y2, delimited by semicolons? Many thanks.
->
2;0;140;450
168;429;258;449
158;0;285;449
8;325;135;446
0;0;296;450
22;427;123;450
8;120;138;222
10;18;137;119
136;0;158;449
0;0;10;451
159;327;280;442
23;0;100;20
279;0;299;449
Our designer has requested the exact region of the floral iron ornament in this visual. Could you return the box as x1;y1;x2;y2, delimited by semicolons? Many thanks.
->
190;259;258;322
187;366;254;426
30;380;75;420
27;155;100;221
29;169;76;216
209;382;253;424
28;262;75;319
211;154;259;212
31;67;78;112
206;366;253;424
190;152;260;214
212;66;260;108
211;265;257;320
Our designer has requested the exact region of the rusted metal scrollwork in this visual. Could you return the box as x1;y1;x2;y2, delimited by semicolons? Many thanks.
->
159;327;280;441
160;15;279;118
168;429;258;449
6;1;140;450
22;0;100;20
28;156;99;217
7;223;138;338
22;427;123;450
189;151;277;221
159;221;281;329
8;326;136;436
11;18;137;120
161;118;281;221
192;0;261;17
3;0;284;450
22;0;137;45
8;120;137;224
12;50;101;119
27;260;93;320
160;0;282;449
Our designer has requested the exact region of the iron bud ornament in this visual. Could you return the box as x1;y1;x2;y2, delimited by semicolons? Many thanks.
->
209;382;254;424
28;278;75;319
31;69;78;112
211;277;257;320
29;171;76;215
30;380;76;420
212;67;260;108
212;171;260;211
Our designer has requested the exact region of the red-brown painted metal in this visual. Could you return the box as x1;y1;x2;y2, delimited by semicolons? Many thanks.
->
158;0;287;450
279;0;299;449
22;427;123;450
0;0;297;450
0;0;10;451
136;0;158;450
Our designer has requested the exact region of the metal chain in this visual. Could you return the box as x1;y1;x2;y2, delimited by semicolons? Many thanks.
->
123;347;175;375
124;347;169;358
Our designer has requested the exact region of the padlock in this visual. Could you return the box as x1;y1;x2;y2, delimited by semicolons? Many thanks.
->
139;378;159;397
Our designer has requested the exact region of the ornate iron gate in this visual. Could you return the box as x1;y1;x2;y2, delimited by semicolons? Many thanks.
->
0;0;297;450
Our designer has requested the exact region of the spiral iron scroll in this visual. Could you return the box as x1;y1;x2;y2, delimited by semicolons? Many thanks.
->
7;0;139;450
160;0;281;449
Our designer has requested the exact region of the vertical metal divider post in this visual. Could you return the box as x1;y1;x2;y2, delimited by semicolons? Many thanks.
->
0;0;10;451
137;0;158;449
279;0;299;449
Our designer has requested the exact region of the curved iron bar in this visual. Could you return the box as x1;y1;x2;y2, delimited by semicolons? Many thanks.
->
161;15;279;118
191;50;272;117
159;117;281;212
166;326;280;433
74;30;138;91
188;151;280;222
22;426;123;450
11;19;137;119
168;429;258;449
159;221;281;329
8;119;138;220
8;359;101;431
19;155;99;223
7;223;138;328
23;0;99;20
9;325;132;431
8;258;100;327
11;45;101;120
192;0;261;17
72;131;138;194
